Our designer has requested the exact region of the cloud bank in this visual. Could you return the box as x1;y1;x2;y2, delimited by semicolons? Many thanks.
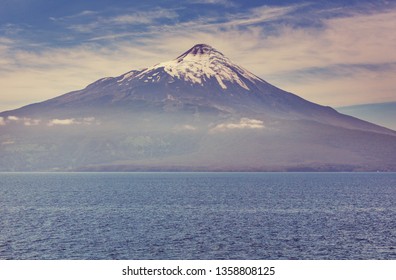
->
0;116;96;126
1;116;41;126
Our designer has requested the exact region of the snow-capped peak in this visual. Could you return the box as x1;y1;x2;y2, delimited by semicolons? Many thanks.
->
135;44;262;90
175;43;225;61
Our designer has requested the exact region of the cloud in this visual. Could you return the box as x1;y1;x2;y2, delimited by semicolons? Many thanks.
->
68;8;179;34
255;9;396;106
47;117;96;126
189;0;236;7
23;118;40;126
276;63;396;106
0;42;164;111
0;37;14;45
1;140;14;145
0;23;25;36
109;9;178;25
82;117;95;123
7;116;19;121
211;118;264;132
222;5;303;27
48;118;76;126
49;10;98;22
255;10;396;74
174;124;197;131
0;116;41;126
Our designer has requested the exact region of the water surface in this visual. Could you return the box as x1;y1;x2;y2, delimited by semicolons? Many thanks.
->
0;172;395;259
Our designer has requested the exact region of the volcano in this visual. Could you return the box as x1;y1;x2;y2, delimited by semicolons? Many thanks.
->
1;44;395;171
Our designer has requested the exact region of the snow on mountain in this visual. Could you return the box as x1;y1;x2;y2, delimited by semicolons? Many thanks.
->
117;70;141;83
118;44;262;90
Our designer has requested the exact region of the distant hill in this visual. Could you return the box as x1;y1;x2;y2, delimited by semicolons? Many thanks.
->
337;102;396;130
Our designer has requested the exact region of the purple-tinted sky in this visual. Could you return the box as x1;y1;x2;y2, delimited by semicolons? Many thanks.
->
1;0;395;111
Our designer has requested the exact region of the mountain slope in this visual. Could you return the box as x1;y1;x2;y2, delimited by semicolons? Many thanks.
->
1;44;395;171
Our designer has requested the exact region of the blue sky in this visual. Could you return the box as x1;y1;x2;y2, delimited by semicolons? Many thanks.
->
1;0;395;111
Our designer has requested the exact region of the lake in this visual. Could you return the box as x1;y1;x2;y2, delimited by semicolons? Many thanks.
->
0;172;395;259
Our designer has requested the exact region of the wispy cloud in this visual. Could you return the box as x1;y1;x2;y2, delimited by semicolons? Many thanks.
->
0;41;164;110
7;116;19;121
1;140;14;145
0;23;25;36
1;116;41;126
256;9;396;105
109;9;178;25
68;8;179;34
189;0;236;8
49;10;98;22
0;116;96;126
48;118;76;126
174;124;197;131
47;117;96;126
221;5;303;27
211;118;264;132
23;118;41;126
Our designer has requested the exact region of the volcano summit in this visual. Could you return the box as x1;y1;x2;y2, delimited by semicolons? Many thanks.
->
1;44;395;171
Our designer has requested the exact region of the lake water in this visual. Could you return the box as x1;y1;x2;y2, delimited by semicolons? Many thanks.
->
0;172;395;260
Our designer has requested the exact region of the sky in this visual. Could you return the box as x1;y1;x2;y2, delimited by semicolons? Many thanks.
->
0;0;395;112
